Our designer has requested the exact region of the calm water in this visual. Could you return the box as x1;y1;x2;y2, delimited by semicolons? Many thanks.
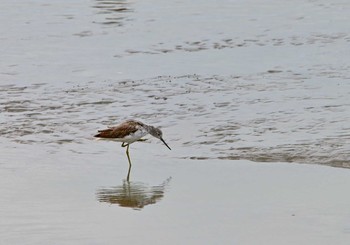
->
1;0;350;244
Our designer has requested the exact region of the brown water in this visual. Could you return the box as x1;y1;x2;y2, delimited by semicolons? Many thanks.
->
1;0;350;244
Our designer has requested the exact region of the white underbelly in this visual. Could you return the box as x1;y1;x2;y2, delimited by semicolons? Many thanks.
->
121;129;148;143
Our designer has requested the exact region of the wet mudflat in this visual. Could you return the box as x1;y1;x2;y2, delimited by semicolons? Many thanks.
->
1;0;350;244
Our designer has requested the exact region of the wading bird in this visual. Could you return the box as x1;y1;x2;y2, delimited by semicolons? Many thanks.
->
94;120;171;180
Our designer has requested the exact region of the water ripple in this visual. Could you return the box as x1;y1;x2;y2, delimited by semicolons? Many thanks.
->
1;70;350;168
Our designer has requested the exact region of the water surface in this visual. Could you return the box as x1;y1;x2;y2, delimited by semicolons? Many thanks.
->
1;0;350;244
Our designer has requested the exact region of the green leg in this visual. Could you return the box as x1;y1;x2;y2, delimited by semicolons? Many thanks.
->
126;144;131;167
126;163;131;182
121;143;132;181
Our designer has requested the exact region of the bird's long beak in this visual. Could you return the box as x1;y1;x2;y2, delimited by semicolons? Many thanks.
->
160;138;171;150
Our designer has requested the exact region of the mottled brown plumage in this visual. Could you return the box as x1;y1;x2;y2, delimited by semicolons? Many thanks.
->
94;120;143;139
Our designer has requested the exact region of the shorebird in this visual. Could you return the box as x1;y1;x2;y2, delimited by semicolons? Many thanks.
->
94;120;171;180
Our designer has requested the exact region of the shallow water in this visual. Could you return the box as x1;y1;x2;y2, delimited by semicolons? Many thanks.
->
1;0;350;244
1;72;350;167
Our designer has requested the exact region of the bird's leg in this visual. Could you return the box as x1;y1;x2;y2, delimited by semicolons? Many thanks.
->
137;138;147;142
126;162;131;182
125;144;132;181
121;142;132;181
126;144;131;167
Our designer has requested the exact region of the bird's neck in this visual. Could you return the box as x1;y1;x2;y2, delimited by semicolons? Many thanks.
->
142;124;153;133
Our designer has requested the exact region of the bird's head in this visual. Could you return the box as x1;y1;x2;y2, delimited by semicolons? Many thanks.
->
148;126;171;150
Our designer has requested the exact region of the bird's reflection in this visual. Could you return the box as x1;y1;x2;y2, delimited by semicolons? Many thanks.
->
96;177;171;210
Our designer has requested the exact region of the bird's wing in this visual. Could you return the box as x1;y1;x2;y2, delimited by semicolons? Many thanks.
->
94;121;141;138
